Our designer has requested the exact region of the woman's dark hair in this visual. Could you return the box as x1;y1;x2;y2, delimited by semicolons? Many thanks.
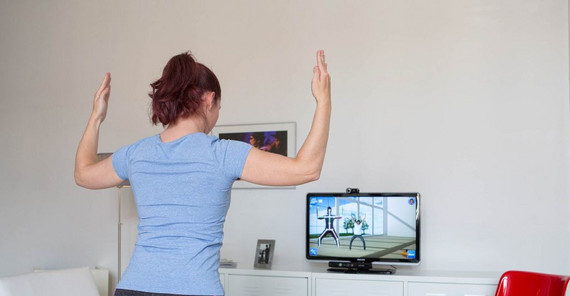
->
149;52;221;126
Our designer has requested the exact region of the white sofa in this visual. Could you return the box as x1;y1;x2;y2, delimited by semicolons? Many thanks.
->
0;267;108;296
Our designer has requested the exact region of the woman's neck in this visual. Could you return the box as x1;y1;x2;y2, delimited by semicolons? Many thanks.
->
160;117;206;143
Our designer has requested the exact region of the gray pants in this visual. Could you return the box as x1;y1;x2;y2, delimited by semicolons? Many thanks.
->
349;235;366;250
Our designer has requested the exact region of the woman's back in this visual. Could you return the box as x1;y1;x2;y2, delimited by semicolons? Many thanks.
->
114;133;250;295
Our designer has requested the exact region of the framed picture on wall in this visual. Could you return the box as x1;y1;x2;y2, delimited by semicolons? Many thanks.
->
254;239;275;269
211;122;296;189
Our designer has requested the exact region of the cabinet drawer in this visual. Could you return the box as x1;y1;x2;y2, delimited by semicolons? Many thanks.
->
408;282;497;296
315;278;404;296
227;274;308;296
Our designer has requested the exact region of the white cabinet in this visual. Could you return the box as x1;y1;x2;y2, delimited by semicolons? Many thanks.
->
219;268;498;296
408;282;496;296
315;278;403;296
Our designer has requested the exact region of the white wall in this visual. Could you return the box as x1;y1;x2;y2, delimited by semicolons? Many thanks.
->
1;0;569;290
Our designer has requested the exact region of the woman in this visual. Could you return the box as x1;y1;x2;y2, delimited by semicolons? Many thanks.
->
75;50;331;296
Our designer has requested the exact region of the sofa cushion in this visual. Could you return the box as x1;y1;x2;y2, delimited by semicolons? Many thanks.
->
0;267;99;296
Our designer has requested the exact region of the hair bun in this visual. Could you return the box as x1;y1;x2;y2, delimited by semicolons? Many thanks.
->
149;51;221;126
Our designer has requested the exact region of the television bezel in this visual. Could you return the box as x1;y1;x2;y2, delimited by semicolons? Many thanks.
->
305;192;421;266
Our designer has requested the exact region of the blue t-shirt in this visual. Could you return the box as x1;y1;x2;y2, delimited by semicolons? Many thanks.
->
112;133;252;295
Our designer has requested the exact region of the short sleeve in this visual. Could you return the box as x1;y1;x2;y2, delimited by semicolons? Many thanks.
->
216;139;252;180
112;144;131;180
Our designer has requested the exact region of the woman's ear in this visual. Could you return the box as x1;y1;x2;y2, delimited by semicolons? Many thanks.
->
204;91;216;111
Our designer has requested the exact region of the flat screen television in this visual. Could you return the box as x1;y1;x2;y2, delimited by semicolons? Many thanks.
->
306;190;420;273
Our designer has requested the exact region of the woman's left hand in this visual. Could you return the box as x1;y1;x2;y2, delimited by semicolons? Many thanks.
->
92;72;111;123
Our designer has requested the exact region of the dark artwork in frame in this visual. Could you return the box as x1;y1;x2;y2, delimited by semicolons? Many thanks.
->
219;130;288;157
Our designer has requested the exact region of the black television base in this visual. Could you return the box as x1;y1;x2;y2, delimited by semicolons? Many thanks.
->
327;267;395;274
327;261;395;274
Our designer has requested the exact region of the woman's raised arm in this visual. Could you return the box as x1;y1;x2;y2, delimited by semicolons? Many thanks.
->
240;50;331;186
74;73;124;189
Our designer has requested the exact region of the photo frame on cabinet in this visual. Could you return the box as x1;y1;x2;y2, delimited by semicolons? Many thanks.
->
254;239;275;269
211;122;296;189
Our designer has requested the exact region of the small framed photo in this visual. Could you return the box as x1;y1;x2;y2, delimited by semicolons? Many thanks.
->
211;122;296;189
254;239;275;269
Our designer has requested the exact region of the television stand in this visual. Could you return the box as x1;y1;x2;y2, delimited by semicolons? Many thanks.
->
327;267;395;274
327;261;396;274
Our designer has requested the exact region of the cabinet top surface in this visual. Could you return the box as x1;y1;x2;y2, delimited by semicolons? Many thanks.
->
219;267;500;284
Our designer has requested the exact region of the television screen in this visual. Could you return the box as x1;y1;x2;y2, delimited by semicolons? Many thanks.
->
306;192;420;266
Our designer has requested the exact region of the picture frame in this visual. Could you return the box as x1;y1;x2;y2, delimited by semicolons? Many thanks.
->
254;239;275;269
211;122;296;189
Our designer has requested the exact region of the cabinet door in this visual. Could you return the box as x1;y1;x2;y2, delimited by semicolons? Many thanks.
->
315;278;404;296
227;274;308;296
408;282;497;296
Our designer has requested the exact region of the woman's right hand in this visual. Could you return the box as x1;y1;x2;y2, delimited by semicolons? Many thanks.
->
92;72;111;123
311;50;331;104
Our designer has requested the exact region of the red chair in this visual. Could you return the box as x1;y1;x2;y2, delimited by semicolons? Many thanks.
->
495;270;570;296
